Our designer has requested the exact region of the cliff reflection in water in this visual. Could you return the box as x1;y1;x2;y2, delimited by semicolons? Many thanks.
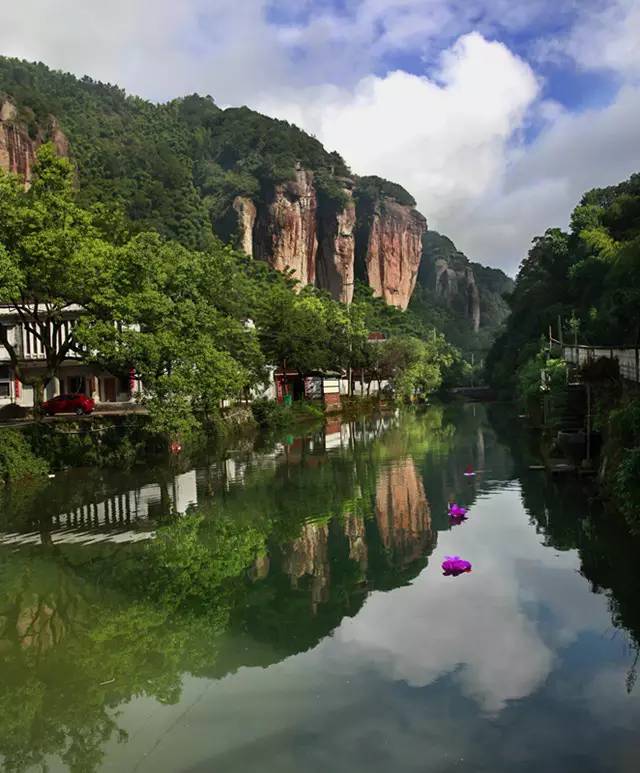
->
1;405;640;772
375;458;433;570
0;410;442;771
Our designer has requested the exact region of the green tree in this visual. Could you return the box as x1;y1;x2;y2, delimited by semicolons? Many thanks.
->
78;232;267;436
0;145;115;403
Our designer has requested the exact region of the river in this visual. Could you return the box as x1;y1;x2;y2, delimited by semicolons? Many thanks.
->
1;404;640;772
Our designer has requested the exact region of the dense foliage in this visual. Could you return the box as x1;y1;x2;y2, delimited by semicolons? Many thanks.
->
0;56;350;250
0;149;459;439
486;173;640;390
486;171;640;529
353;175;416;208
0;429;48;484
412;230;513;363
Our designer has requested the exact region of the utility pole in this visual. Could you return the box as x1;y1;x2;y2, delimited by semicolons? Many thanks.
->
557;315;563;353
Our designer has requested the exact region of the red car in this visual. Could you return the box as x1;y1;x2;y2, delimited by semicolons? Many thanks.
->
42;393;96;416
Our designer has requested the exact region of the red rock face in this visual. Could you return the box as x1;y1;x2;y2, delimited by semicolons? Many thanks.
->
0;101;70;188
248;171;427;309
316;186;356;304
0;101;37;183
254;167;318;287
365;200;427;310
375;457;434;567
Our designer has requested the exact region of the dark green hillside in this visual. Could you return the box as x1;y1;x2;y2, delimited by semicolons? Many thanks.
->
411;230;513;357
0;57;350;249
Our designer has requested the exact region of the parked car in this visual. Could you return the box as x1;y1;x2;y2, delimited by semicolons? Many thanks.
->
42;393;96;416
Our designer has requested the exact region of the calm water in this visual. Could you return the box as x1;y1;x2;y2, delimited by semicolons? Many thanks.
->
2;404;640;772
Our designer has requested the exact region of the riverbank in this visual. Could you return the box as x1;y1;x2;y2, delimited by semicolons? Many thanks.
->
517;366;640;533
0;395;399;486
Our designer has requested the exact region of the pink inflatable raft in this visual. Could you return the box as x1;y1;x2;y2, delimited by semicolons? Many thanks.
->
448;503;468;518
442;556;472;576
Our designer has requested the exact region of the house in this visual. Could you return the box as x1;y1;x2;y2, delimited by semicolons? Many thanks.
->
0;304;141;410
273;368;343;410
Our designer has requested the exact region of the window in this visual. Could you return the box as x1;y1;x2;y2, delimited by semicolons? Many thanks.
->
0;366;11;398
67;377;86;395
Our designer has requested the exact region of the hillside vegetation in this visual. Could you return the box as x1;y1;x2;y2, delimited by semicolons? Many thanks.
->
486;172;640;529
0;57;417;252
487;173;640;389
412;230;513;359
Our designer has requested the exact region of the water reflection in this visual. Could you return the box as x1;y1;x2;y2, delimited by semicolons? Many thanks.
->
0;405;640;772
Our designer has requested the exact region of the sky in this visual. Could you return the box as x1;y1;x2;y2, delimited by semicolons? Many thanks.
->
1;0;639;274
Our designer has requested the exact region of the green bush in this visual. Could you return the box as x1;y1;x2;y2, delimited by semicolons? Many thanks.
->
0;429;48;484
599;398;640;530
250;398;324;430
250;398;282;429
609;398;640;447
616;448;640;530
517;352;566;403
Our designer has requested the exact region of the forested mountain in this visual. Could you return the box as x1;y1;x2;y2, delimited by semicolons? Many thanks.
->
486;173;640;389
0;56;426;309
0;52;519;422
411;230;513;356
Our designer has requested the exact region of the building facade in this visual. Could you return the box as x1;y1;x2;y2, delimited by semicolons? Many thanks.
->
0;305;141;410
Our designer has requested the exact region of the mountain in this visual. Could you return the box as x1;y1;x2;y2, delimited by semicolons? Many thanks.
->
410;230;513;354
0;57;426;309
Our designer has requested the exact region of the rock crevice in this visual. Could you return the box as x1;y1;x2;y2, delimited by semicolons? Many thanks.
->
1;105;428;309
235;168;426;308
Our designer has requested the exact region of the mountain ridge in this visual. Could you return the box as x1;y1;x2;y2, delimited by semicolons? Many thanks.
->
0;54;510;328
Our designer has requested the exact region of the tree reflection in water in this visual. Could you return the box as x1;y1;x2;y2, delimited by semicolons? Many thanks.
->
0;405;639;771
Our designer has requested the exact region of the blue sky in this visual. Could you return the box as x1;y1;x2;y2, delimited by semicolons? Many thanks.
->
1;0;639;273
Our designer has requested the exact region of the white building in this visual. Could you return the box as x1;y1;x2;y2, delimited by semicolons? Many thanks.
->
0;304;141;409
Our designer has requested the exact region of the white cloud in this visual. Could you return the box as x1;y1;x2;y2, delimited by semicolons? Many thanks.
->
566;0;640;79
257;32;540;271
0;0;292;104
448;85;640;273
1;1;639;274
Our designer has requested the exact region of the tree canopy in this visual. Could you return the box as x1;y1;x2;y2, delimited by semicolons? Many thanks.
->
0;148;460;435
486;173;640;391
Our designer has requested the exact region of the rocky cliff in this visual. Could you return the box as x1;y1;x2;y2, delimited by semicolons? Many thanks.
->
253;166;319;287
362;199;427;309
316;180;357;305
0;100;37;183
0;99;68;186
233;168;425;308
419;231;480;331
416;230;513;337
